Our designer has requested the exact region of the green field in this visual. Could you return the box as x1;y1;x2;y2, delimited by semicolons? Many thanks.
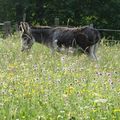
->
0;34;120;120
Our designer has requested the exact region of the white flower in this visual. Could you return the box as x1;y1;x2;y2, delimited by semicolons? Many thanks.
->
94;98;108;103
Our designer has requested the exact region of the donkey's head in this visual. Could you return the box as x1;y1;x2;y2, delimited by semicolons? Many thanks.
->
19;22;35;52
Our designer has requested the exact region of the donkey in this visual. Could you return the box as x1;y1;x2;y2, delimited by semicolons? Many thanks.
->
19;22;100;60
50;27;100;59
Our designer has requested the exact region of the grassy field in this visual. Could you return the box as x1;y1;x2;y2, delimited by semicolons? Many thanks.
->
0;33;120;120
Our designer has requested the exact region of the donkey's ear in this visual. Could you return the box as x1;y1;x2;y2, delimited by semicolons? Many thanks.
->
25;22;30;31
19;22;24;32
19;22;30;33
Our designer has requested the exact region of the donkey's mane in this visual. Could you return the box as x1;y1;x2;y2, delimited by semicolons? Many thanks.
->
31;26;52;29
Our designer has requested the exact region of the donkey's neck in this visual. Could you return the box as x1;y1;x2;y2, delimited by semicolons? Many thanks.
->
31;27;51;43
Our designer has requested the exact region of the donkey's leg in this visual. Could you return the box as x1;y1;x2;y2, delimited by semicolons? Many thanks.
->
93;43;99;60
53;39;63;53
49;39;58;54
89;45;97;60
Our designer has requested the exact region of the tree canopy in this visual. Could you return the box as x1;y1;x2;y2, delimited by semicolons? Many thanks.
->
0;0;120;30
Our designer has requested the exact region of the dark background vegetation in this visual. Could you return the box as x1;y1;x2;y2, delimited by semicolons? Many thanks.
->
0;0;120;39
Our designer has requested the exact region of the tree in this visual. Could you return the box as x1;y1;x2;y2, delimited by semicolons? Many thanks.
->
0;0;120;30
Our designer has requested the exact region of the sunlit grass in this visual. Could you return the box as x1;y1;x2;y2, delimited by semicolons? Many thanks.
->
0;33;120;120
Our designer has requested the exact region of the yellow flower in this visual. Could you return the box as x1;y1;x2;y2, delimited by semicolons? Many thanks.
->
8;63;17;70
23;92;32;98
66;86;75;95
7;72;14;79
113;109;120;112
32;89;35;94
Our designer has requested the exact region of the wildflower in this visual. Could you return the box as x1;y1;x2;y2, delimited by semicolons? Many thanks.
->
68;116;76;120
114;71;118;74
80;67;84;71
94;98;108;103
26;55;31;60
22;116;25;119
0;103;4;108
66;86;75;95
113;109;120;112
92;108;97;113
61;55;66;63
33;64;38;70
37;116;45;120
93;92;102;97
60;110;65;114
8;63;15;69
95;71;103;76
57;115;64;119
63;93;68;98
108;79;114;89
7;63;17;72
109;79;113;85
68;112;76;120
106;72;112;76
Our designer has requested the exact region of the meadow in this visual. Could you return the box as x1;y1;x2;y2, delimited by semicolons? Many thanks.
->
0;33;120;120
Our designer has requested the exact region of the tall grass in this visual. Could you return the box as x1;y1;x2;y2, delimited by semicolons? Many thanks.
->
0;34;120;120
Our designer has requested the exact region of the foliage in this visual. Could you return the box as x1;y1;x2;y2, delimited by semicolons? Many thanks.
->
0;0;120;29
0;34;120;119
